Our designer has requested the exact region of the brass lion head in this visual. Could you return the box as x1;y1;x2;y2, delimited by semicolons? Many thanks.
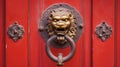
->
46;8;77;44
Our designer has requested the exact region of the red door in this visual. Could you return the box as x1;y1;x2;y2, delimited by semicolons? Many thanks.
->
0;0;120;67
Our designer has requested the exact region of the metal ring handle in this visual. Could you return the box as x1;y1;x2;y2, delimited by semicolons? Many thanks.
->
46;35;76;63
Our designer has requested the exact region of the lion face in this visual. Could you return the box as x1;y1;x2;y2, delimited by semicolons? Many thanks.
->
46;8;76;44
51;10;72;35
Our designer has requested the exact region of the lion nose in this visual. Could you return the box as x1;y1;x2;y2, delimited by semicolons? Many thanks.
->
57;21;64;26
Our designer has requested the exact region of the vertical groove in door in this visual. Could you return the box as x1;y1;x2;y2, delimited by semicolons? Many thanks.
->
28;0;30;67
90;0;93;67
4;0;6;67
114;0;117;67
114;0;120;67
83;0;92;67
115;0;120;67
0;0;6;67
29;0;41;67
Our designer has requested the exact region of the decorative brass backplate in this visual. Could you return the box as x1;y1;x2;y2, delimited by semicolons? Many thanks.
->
39;3;83;47
7;21;25;42
95;22;112;41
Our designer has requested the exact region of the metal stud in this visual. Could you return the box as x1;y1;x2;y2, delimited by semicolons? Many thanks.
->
7;21;25;42
95;22;112;41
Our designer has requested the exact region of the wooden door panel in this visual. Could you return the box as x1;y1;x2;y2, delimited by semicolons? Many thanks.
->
6;0;28;67
0;0;119;67
29;0;92;67
83;0;92;67
0;0;5;67
92;0;115;67
29;0;42;67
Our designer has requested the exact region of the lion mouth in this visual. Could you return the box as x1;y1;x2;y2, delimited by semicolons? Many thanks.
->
55;28;68;35
56;28;65;31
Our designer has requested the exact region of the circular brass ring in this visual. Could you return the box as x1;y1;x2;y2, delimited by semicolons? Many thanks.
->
46;35;76;62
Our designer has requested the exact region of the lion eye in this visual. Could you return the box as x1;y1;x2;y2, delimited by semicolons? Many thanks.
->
65;19;68;21
62;19;68;21
54;19;56;21
54;19;58;22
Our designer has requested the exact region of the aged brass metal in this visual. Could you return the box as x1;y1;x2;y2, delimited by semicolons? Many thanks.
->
39;3;83;47
39;3;83;65
46;7;76;44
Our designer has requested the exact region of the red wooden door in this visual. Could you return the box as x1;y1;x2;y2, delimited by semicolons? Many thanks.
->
0;0;120;67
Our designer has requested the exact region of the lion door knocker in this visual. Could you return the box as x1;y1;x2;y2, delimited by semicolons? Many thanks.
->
39;3;83;66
